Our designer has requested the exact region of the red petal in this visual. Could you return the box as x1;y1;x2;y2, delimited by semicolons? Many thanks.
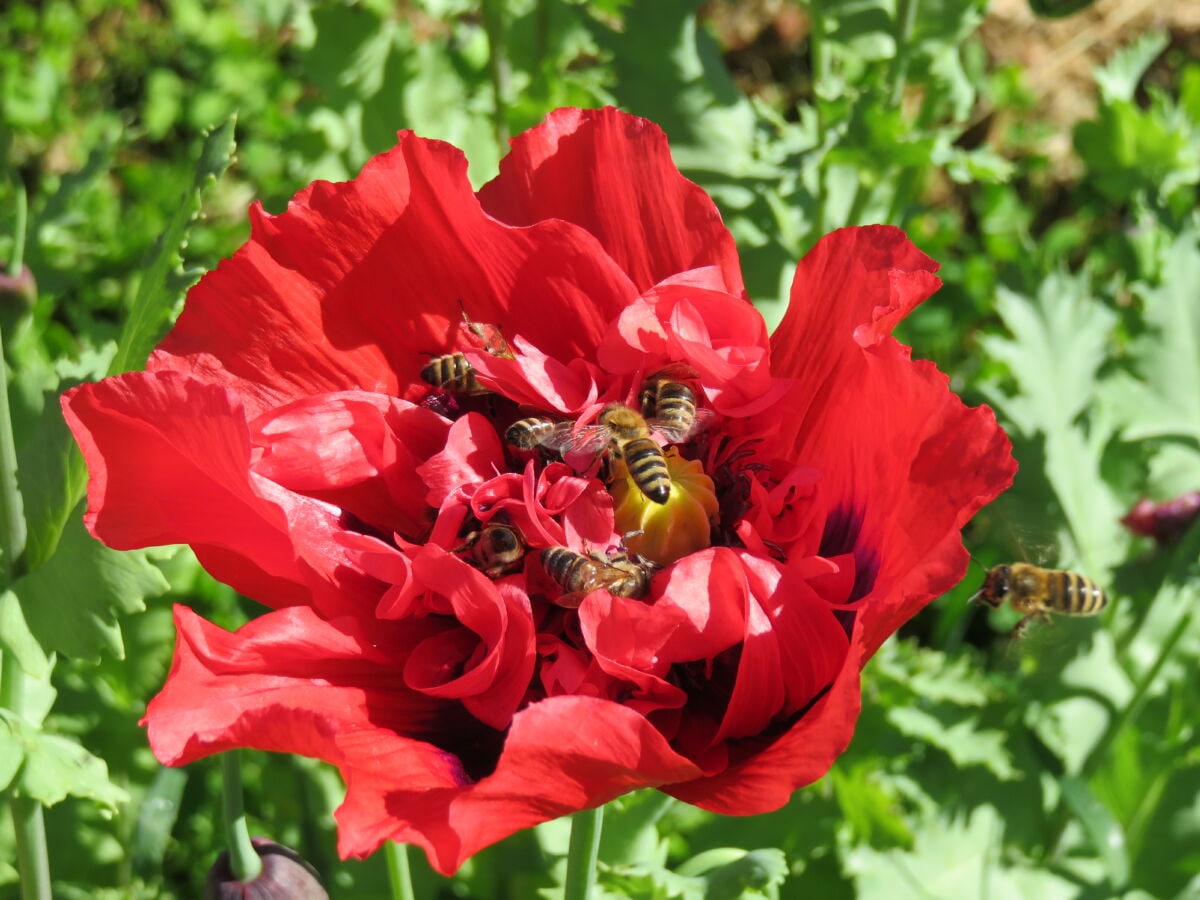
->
767;226;1016;655
664;627;865;813
252;391;449;537
415;413;507;510
149;130;637;418
143;605;443;766
333;695;702;874
62;372;379;617
479;107;744;296
405;548;536;730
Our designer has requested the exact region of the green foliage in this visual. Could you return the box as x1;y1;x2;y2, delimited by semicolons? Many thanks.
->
2;0;1199;897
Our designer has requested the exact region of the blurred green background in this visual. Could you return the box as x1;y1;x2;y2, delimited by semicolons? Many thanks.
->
1;0;1198;897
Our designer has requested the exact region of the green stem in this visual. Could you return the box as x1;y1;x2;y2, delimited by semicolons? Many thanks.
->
888;0;919;108
221;751;262;883
563;805;604;900
0;323;26;584
8;178;27;276
809;0;828;238
385;841;415;900
480;0;511;153
3;654;51;900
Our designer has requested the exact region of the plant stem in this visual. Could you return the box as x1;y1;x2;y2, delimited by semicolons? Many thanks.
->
221;751;262;883
385;841;416;900
3;652;50;900
480;0;511;153
0;323;26;585
563;805;604;900
888;0;919;108
8;177;27;276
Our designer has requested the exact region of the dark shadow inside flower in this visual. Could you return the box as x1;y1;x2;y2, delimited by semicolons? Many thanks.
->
818;504;882;635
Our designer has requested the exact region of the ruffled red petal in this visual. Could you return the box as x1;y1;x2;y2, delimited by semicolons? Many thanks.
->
333;695;701;874
61;372;380;617
767;226;1017;656
149;130;638;418
478;107;745;297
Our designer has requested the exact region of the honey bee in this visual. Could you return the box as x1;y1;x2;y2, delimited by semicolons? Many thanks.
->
639;372;700;438
453;521;527;578
976;563;1108;638
421;352;489;396
540;546;653;607
420;311;513;396
504;404;671;503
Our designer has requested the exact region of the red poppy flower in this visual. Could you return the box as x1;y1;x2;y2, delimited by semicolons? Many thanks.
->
62;107;1016;874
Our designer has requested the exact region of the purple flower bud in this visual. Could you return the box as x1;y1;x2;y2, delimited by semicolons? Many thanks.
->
1121;492;1200;546
204;838;328;899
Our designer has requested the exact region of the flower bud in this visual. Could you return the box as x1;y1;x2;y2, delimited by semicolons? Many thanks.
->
0;264;36;311
204;838;329;899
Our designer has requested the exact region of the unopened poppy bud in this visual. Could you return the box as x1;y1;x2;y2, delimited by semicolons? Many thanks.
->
0;264;36;310
204;838;329;899
613;449;718;565
1121;492;1200;546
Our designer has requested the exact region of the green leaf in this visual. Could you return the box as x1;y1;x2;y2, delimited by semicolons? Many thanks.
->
0;711;128;811
980;273;1116;435
1094;32;1170;104
844;805;1082;899
131;766;189;881
887;707;1018;780
108;114;237;377
598;790;675;867
16;387;88;571
1060;775;1130;888
12;511;170;662
1109;226;1200;445
0;589;51;681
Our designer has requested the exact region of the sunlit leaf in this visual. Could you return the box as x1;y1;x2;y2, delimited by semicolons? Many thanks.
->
12;512;170;662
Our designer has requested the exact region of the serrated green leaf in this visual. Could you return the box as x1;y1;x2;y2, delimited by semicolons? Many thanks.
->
1110;227;1200;445
0;589;51;680
699;848;788;900
12;511;170;662
1060;775;1130;888
107;115;236;377
844;805;1081;899
887;707;1018;780
981;274;1116;435
6;716;128;811
1094;32;1170;104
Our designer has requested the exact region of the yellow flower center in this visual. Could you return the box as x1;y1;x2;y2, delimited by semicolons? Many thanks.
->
611;448;718;565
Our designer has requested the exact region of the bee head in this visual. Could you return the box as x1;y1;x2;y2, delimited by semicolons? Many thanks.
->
976;564;1011;607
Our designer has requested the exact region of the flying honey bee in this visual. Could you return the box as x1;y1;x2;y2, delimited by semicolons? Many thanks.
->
420;311;513;396
453;521;527;578
540;546;653;607
975;563;1108;638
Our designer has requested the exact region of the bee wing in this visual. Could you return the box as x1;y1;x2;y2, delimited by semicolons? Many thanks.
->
529;421;609;455
649;407;715;443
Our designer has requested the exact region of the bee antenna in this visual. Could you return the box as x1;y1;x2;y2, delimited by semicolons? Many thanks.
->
966;552;989;574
